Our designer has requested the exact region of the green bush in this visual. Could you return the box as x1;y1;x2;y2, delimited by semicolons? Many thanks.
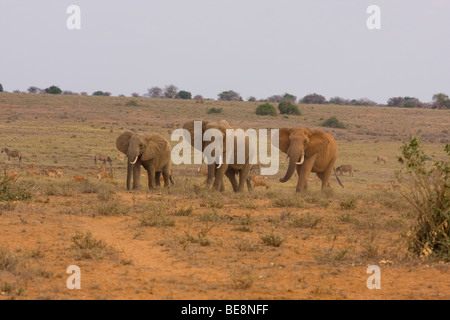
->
278;100;301;115
321;116;346;129
396;138;449;261
255;103;277;116
176;90;192;99
45;86;62;94
207;107;223;114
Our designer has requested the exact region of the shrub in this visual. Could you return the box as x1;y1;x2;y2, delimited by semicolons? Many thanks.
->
176;90;192;99
0;178;32;202
92;91;105;96
301;93;326;104
0;83;3;92
255;103;277;116
207;107;223;114
321;116;346;129
45;86;62;94
396;137;449;261
218;90;241;101
278;100;301;115
126;99;138;106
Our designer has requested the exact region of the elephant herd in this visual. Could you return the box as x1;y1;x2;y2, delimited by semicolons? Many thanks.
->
116;120;341;193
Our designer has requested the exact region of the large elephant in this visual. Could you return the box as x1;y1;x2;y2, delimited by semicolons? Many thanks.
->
116;131;172;190
278;127;342;192
182;120;252;192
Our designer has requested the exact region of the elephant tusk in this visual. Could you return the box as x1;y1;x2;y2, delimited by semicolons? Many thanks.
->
130;156;138;165
217;154;223;169
296;155;305;165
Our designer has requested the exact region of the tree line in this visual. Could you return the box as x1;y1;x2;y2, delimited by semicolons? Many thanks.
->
0;82;448;109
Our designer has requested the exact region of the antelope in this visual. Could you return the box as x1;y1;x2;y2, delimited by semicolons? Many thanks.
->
73;175;85;182
390;182;401;190
248;174;270;190
369;184;388;190
97;171;114;182
47;169;56;178
335;165;354;176
4;168;19;182
94;154;112;166
26;167;39;176
117;152;126;162
374;155;387;164
1;147;22;162
55;169;64;178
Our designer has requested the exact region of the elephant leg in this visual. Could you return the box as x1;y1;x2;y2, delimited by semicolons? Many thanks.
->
296;158;315;193
213;164;228;192
132;164;141;190
225;169;238;192
162;166;171;188
238;165;251;192
206;164;216;186
148;167;156;189
155;171;161;187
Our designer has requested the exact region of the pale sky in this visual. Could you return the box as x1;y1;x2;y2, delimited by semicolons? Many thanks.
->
1;0;449;104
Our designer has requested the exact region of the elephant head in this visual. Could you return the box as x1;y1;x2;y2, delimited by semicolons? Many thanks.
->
116;131;172;190
278;127;330;183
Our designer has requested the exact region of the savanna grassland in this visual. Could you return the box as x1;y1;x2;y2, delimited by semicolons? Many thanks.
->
0;92;449;300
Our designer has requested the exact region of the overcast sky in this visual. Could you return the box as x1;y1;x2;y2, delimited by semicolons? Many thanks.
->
1;0;449;104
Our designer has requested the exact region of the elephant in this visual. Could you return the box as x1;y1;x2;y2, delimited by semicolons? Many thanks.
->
182;120;252;192
116;131;172;190
278;127;343;192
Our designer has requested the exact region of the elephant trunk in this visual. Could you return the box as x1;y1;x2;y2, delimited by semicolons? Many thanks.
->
279;150;304;183
126;161;133;190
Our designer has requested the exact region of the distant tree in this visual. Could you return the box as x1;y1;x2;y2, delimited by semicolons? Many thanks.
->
278;100;301;115
218;90;241;101
0;84;3;92
103;92;111;96
329;96;350;105
388;96;427;108
387;97;404;107
301;93;326;104
267;95;284;103
432;93;450;109
45;85;62;94
62;90;78;95
194;95;204;103
176;90;192;99
255;103;277;116
131;92;140;98
147;87;163;98
164;84;178;98
283;93;297;102
92;91;104;96
248;96;256;102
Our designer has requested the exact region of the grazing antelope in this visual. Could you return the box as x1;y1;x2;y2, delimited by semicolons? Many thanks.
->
335;165;354;176
1;147;22;162
390;182;401;190
197;166;214;184
248;174;270;190
26;167;39;176
55;169;64;178
374;155;387;164
369;184;388;190
87;172;96;177
73;175;85;182
93;154;112;166
47;169;56;178
97;171;114;182
117;152;126;162
4;168;19;182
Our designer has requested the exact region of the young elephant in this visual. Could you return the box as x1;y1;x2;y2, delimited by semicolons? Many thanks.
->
278;127;342;192
116;131;172;190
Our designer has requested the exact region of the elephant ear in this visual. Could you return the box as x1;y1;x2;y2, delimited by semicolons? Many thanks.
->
141;133;168;161
306;129;330;156
116;131;134;154
278;128;293;154
182;120;205;151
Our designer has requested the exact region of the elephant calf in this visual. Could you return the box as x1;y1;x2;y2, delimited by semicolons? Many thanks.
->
116;131;172;190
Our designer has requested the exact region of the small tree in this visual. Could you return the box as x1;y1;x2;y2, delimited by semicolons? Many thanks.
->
432;93;450;109
396;137;449;261
218;90;241;101
45;86;62;94
301;93;326;104
267;95;284;103
329;97;350;105
0;83;3;92
283;93;297;102
176;90;192;99
92;91;104;96
164;84;178;99
147;87;163;98
256;103;277;116
278;100;301;115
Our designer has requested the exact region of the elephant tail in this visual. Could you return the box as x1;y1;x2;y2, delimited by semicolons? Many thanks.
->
335;170;344;188
169;175;174;185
